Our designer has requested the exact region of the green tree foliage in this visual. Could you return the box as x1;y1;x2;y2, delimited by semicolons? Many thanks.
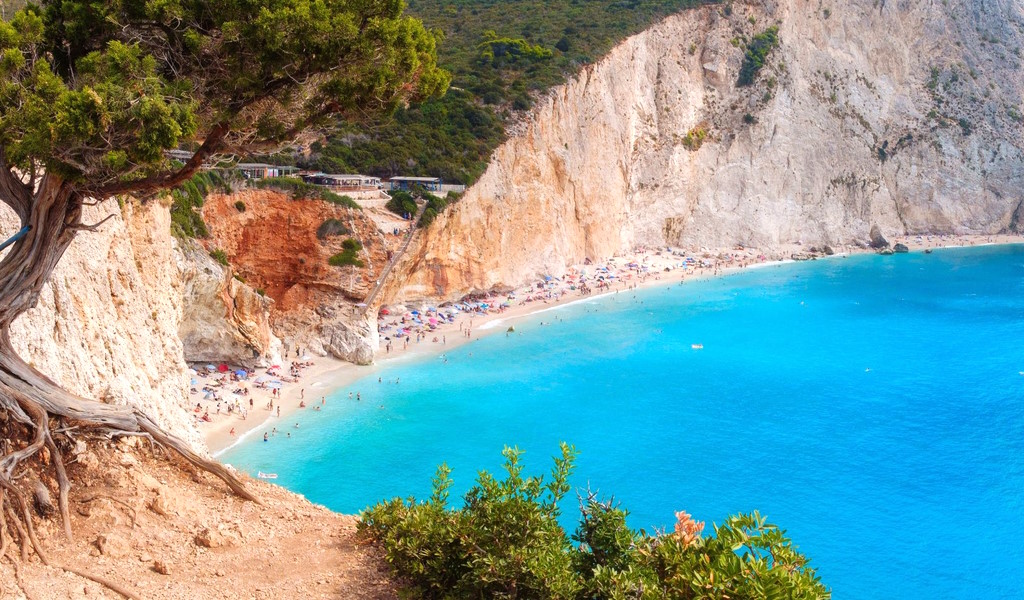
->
477;30;553;67
0;0;448;194
418;191;460;229
328;238;364;267
361;446;831;599
737;25;780;87
308;0;718;185
385;189;419;217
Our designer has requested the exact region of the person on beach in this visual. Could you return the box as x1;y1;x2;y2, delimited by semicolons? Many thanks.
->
263;432;268;442
229;427;236;436
322;396;326;405
299;400;305;408
300;388;304;399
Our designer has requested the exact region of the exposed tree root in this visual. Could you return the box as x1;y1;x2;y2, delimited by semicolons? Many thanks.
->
75;494;138;528
3;548;36;600
59;564;143;600
0;161;257;599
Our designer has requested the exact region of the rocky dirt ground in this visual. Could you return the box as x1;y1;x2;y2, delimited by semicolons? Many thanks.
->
0;437;397;600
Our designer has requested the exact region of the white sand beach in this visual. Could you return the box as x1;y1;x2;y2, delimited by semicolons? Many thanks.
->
200;233;1024;455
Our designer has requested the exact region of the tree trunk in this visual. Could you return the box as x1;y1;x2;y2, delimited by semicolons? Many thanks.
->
0;174;255;565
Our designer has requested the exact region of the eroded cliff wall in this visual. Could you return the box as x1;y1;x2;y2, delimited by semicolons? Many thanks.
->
3;195;282;451
390;0;1024;301
6;202;205;450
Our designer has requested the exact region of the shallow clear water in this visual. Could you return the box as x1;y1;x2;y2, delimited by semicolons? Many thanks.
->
223;245;1024;598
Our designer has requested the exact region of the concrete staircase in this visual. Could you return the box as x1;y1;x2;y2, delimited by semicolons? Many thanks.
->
360;202;425;316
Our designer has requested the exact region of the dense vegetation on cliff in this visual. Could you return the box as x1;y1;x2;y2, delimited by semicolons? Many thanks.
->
303;0;720;184
361;445;830;599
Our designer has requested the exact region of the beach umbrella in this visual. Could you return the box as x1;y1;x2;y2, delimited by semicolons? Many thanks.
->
379;308;391;315
218;363;229;372
411;310;420;315
206;364;216;371
266;381;283;389
429;318;438;325
235;369;247;378
190;378;198;386
544;275;552;281
188;368;197;375
300;355;311;361
254;375;269;383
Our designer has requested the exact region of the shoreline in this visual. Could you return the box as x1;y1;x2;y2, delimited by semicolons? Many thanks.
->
205;233;1024;456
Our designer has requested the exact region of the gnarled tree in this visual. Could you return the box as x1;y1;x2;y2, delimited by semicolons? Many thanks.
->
0;0;448;568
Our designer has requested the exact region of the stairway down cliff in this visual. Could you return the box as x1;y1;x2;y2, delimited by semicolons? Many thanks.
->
387;0;1024;302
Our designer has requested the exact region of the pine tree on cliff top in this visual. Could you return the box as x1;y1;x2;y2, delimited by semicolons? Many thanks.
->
0;0;448;571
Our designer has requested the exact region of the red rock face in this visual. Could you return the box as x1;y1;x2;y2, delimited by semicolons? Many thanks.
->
201;190;391;316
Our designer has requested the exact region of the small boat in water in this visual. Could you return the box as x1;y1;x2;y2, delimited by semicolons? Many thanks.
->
258;472;278;479
691;344;703;350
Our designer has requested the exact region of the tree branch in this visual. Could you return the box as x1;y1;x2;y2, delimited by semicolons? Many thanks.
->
66;213;116;232
89;122;230;198
0;153;31;224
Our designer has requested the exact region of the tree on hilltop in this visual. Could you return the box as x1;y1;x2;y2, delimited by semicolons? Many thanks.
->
0;0;448;572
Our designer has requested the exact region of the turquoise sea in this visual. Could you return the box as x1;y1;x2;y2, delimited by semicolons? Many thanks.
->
223;245;1024;598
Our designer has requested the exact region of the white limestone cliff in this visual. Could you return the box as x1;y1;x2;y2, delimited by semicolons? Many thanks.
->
390;0;1024;301
3;198;279;452
6;201;204;450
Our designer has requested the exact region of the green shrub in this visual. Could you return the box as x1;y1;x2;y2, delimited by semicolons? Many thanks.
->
328;238;365;267
738;25;780;87
209;249;229;266
234;200;246;212
416;192;447;228
385;190;418;217
169;170;231;238
360;445;830;600
316;218;351;240
256;288;266;296
682;125;709;151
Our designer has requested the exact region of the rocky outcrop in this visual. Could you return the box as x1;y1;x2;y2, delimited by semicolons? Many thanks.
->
177;242;281;367
201;190;384;362
5;201;204;450
869;225;890;249
388;0;1024;302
